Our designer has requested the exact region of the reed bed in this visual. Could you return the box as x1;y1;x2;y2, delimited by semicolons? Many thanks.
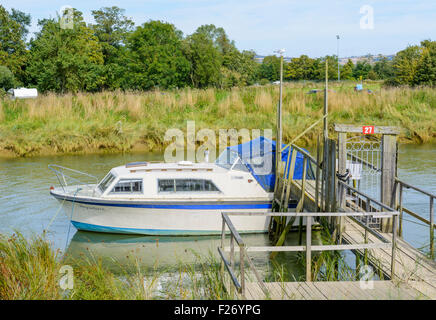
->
0;82;435;157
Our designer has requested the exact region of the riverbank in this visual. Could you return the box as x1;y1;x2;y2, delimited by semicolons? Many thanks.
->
1;82;435;157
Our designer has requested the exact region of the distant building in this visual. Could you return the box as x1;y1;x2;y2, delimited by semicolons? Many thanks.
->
254;55;293;64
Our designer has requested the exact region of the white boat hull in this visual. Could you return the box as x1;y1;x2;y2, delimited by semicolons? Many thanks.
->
57;197;275;235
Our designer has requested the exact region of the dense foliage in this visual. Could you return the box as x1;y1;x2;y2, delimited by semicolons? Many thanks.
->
0;5;434;92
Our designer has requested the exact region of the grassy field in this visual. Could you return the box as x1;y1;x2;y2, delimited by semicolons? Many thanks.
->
0;81;435;157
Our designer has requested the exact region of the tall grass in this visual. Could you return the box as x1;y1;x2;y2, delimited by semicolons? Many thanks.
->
0;232;228;300
0;232;62;299
0;81;435;157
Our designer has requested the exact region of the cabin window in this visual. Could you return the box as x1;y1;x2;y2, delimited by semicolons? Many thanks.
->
111;179;143;193
158;179;219;192
158;179;175;192
98;173;116;193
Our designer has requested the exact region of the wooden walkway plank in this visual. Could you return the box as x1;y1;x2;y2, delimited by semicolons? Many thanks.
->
245;280;427;300
311;281;348;300
341;216;436;298
299;282;328;300
346;280;382;300
328;281;365;300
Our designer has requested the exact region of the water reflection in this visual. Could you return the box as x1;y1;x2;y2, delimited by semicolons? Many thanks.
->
63;230;312;281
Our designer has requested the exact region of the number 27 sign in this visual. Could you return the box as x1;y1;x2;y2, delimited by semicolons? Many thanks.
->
362;126;375;134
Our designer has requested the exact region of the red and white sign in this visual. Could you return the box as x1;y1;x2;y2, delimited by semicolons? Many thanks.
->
362;126;375;134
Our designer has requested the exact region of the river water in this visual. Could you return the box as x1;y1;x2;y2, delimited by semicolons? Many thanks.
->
0;144;434;279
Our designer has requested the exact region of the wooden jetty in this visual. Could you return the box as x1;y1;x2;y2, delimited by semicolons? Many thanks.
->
244;281;426;300
218;124;436;300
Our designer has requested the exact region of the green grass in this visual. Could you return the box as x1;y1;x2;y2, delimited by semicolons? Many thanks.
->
0;81;435;157
0;232;229;300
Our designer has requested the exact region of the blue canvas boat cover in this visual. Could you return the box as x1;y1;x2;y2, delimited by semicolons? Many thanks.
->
215;136;313;192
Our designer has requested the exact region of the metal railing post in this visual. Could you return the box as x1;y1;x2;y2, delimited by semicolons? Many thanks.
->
364;197;370;264
230;233;235;297
240;243;245;297
430;197;434;259
391;213;398;279
221;216;226;274
306;216;312;282
399;183;403;237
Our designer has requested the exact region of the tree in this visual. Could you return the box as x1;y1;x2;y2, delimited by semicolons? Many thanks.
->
183;32;222;88
0;65;15;90
353;60;372;80
90;6;135;89
390;45;421;85
341;59;354;80
373;56;394;80
413;40;436;86
285;55;318;80
9;8;31;42
194;24;234;56
258;55;282;81
0;6;28;84
192;24;258;87
316;55;338;80
235;50;259;86
91;6;134;59
124;20;190;90
28;9;105;92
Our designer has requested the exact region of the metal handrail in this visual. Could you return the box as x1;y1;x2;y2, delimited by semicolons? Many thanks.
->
338;179;395;212
393;177;435;258
48;164;99;193
219;210;399;299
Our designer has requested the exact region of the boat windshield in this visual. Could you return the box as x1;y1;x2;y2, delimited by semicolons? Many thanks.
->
215;149;248;172
97;173;116;193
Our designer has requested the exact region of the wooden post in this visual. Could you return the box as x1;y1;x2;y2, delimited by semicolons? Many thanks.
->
337;132;347;242
306;216;312;282
315;135;321;212
322;60;328;215
298;157;308;245
282;149;297;212
327;139;337;236
381;135;397;232
324;140;331;213
323;60;328;142
338;132;347;210
329;139;337;213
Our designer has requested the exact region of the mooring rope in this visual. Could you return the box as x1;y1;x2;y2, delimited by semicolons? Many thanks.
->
46;198;66;231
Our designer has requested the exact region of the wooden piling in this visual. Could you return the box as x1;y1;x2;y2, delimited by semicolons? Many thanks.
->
381;134;397;232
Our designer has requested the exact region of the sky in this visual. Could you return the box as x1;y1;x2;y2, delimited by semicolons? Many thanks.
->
1;0;435;57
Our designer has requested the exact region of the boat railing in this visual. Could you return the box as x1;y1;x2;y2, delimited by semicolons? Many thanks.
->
48;164;99;195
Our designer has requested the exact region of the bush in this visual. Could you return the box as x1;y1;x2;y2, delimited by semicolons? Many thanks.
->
259;78;269;85
0;66;15;90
